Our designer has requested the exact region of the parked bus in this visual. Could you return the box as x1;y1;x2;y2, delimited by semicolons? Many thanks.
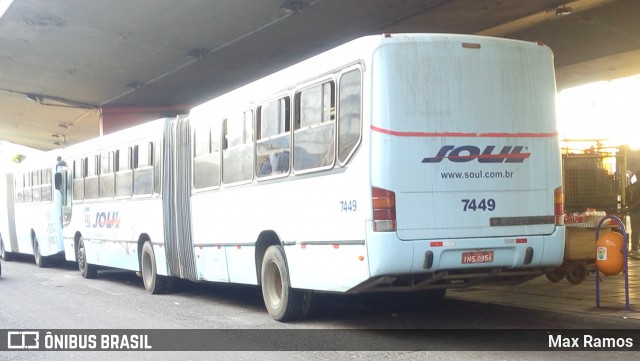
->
57;33;565;321
0;152;66;267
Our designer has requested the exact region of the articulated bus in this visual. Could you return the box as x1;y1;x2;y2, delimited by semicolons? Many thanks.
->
53;33;564;321
0;152;66;266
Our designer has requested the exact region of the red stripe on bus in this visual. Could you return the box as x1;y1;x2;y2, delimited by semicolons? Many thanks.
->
371;125;557;138
479;132;558;138
371;125;475;137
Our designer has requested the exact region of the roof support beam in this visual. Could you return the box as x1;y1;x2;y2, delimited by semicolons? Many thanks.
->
100;105;189;135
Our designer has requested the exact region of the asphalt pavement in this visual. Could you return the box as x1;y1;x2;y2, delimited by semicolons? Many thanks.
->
448;257;640;328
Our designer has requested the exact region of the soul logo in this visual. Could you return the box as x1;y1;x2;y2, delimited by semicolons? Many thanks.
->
83;210;121;228
422;145;531;163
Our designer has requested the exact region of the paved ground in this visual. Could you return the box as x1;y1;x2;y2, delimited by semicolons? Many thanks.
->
448;257;640;328
2;247;639;330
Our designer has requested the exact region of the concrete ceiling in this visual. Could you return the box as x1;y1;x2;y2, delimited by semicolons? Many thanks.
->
0;0;638;150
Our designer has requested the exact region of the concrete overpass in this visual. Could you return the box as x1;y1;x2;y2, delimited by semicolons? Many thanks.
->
0;0;638;150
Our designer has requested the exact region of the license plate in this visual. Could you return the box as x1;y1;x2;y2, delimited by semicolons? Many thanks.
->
461;250;494;264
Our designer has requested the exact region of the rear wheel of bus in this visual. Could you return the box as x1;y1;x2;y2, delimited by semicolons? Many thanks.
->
77;238;97;279
261;245;311;321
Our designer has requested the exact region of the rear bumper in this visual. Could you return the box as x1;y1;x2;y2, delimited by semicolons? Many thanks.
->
361;223;565;291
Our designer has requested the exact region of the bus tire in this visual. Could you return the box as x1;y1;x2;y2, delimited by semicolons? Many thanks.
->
299;290;314;319
260;245;304;322
141;241;169;294
78;238;97;279
1;238;15;261
33;236;48;268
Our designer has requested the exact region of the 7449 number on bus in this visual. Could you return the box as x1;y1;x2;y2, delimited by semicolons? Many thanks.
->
340;200;357;212
461;198;495;211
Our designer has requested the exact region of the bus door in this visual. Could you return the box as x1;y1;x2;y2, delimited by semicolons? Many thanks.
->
161;116;198;281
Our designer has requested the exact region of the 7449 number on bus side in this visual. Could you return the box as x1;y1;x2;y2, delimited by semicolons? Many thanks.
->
461;198;495;211
340;200;357;212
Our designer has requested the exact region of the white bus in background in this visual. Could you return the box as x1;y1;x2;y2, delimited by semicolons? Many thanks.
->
58;33;564;321
0;152;66;267
58;119;165;279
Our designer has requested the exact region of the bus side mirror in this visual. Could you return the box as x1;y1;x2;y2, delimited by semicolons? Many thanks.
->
55;173;62;190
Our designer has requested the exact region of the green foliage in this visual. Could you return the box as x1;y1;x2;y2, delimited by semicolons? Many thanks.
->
12;153;26;163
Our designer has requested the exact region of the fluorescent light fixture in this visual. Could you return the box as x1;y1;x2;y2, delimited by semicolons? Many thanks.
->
0;0;14;19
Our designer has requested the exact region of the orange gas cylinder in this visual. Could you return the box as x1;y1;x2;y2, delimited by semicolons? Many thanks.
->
596;231;625;276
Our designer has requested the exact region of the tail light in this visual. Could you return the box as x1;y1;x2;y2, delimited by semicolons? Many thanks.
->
372;187;396;232
554;186;564;225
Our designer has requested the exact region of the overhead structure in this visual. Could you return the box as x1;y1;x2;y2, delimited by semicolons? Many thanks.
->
0;0;638;150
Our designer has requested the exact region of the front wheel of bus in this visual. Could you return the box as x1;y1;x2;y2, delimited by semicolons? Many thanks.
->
261;245;306;322
141;241;170;294
78;238;97;279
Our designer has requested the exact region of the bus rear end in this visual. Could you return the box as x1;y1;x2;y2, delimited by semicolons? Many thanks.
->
364;34;564;291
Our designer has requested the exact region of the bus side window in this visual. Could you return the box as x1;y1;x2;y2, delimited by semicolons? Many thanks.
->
41;168;52;202
193;124;220;189
84;155;99;200
293;80;335;172
14;175;23;204
222;110;254;184
72;159;85;201
31;170;41;203
22;173;32;203
99;151;115;199
133;142;153;196
256;97;290;178
115;147;133;198
338;68;362;164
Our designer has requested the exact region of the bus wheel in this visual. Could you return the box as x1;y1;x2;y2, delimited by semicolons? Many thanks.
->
141;241;170;294
77;238;97;279
1;238;14;261
260;245;305;321
33;237;48;268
